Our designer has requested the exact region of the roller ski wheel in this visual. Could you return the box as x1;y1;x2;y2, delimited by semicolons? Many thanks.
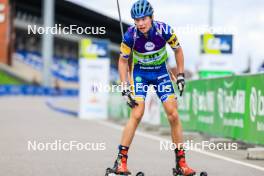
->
105;168;144;176
136;172;145;176
172;168;207;176
105;167;130;176
200;172;207;176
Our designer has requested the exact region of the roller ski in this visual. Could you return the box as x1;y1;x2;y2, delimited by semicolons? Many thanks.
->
172;168;207;176
105;167;144;176
106;145;144;176
172;148;207;176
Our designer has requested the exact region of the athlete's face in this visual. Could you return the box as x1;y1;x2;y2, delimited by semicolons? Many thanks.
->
134;16;152;34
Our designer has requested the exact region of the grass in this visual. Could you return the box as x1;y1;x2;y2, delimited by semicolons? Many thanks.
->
0;70;24;85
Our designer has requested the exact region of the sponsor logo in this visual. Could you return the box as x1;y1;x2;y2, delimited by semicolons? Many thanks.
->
135;76;142;82
157;74;168;80
217;88;245;118
192;89;214;115
250;87;264;122
201;34;233;54
144;42;155;51
223;80;234;88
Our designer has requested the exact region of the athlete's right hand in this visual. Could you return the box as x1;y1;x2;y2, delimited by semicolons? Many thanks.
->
122;89;138;108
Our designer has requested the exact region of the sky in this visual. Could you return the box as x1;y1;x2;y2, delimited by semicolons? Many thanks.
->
67;0;264;73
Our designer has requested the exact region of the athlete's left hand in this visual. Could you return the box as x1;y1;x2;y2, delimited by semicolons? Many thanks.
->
176;73;185;96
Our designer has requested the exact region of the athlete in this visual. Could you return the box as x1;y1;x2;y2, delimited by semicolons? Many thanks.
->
110;0;196;175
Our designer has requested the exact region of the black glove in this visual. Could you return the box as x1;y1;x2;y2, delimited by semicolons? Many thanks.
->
122;89;138;108
176;73;185;96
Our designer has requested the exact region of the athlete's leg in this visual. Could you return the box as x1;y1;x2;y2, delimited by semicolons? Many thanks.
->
163;98;195;175
162;98;183;146
120;101;145;146
154;66;183;145
121;66;147;146
155;65;195;175
112;67;147;174
111;102;145;174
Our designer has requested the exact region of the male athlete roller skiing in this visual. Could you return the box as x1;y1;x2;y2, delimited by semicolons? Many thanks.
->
108;0;196;175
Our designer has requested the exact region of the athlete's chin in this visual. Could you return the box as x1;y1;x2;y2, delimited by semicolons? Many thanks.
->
139;28;148;34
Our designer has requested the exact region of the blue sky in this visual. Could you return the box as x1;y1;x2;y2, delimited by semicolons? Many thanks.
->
68;0;264;73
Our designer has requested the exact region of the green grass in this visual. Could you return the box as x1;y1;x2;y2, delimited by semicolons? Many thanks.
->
0;70;24;85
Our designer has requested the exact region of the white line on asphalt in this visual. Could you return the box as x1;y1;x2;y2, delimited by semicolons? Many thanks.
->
98;120;264;172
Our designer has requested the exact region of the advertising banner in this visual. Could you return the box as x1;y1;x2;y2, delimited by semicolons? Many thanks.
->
201;34;233;55
79;38;110;119
199;34;234;78
108;73;264;145
79;59;110;119
175;74;264;145
79;38;109;59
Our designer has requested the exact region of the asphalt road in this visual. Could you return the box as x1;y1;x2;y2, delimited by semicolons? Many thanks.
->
0;97;264;176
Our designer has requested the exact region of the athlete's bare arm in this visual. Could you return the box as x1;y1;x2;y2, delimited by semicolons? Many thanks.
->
118;57;129;85
174;47;184;74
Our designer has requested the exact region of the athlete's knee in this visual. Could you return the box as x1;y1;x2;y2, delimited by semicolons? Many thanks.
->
163;99;179;123
167;110;180;124
131;110;144;123
131;105;144;123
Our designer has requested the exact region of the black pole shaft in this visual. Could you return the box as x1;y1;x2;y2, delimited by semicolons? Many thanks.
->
116;0;124;40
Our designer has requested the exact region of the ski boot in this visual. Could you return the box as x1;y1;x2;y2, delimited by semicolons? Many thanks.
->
105;153;131;175
173;148;196;176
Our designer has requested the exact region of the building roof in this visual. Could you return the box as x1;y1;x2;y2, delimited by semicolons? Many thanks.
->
12;0;130;44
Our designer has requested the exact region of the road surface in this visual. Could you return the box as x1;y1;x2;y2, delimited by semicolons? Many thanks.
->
0;97;264;176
